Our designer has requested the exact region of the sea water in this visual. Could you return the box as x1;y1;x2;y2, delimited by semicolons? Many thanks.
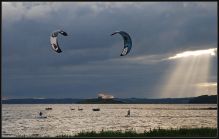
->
2;104;217;137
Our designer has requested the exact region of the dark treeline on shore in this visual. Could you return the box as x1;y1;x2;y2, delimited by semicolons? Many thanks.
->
2;95;217;104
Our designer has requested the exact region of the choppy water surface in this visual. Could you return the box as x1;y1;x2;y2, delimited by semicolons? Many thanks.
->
2;104;217;137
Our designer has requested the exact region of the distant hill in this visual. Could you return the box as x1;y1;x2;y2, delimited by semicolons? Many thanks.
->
2;95;217;104
114;97;192;104
77;98;124;104
189;95;217;104
1;98;82;104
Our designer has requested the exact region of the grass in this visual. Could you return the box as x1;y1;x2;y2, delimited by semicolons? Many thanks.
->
56;127;217;137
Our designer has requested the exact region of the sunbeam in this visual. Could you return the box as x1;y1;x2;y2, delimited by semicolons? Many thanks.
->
155;48;217;98
168;48;217;60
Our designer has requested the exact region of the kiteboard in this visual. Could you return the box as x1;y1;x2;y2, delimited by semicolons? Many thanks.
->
36;116;47;119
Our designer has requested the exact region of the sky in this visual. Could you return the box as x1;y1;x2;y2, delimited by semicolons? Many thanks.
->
2;2;218;99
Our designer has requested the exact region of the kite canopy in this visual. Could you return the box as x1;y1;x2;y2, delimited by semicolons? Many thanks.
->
50;30;68;53
111;31;132;56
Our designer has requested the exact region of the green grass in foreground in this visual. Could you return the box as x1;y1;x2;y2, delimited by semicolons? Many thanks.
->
57;127;217;137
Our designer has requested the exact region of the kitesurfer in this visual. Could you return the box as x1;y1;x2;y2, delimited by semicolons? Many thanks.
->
127;109;130;117
39;111;43;116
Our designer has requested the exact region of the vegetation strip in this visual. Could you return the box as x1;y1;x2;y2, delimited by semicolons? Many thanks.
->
56;127;217;137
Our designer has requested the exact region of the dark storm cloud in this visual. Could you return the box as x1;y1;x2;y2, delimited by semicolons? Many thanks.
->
2;2;217;98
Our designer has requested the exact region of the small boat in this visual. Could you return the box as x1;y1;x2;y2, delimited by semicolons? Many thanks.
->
92;108;100;111
78;106;83;111
45;107;52;110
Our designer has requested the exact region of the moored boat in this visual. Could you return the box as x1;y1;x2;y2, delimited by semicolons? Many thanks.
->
92;108;100;111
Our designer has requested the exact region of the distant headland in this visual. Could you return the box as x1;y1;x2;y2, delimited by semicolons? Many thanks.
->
2;94;217;104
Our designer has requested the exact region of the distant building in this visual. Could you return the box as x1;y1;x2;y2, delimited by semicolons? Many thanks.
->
98;93;114;99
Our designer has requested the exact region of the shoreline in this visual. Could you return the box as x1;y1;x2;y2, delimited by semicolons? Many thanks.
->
17;127;217;137
59;127;218;137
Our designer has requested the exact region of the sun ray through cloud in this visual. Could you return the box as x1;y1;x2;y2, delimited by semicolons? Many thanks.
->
155;48;217;98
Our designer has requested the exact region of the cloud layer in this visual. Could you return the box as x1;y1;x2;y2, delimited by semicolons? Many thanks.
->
2;2;217;98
